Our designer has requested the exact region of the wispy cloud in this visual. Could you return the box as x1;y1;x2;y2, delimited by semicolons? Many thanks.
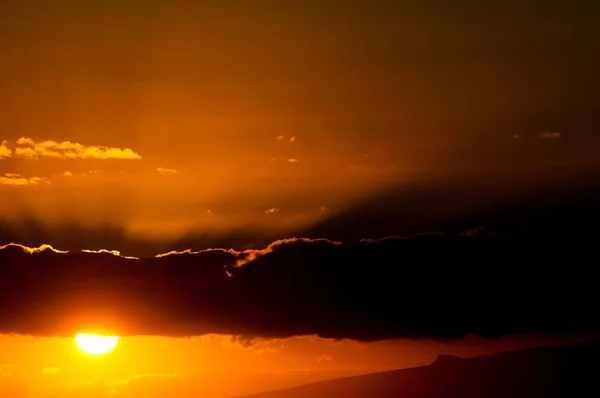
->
157;167;178;174
317;354;333;364
0;140;12;159
539;131;561;139
9;137;141;160
275;135;296;143
0;174;49;186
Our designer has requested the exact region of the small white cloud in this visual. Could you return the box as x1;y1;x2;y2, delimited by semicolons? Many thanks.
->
157;167;178;174
317;354;333;364
0;175;49;185
288;158;299;163
276;135;285;140
63;171;73;177
0;140;12;159
16;137;35;146
15;137;142;160
4;173;20;177
14;147;42;158
0;176;29;185
265;207;279;214
289;136;296;143
29;177;50;184
81;170;99;177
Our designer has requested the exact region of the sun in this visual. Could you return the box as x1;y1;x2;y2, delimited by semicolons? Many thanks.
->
75;333;119;355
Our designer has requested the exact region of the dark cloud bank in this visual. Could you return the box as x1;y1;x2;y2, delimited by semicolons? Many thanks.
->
0;230;598;341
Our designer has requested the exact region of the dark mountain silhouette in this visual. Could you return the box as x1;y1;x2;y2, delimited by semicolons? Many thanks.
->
238;339;600;398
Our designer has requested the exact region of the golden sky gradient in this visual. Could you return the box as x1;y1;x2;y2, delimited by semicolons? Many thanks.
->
1;1;599;397
1;333;592;398
1;1;598;251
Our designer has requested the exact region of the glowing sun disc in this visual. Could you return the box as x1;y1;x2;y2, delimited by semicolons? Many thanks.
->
75;333;119;355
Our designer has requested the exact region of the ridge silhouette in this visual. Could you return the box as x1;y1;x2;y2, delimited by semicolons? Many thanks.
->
238;339;600;398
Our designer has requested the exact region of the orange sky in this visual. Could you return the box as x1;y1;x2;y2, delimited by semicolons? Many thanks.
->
1;0;599;250
1;1;598;253
1;1;599;397
2;333;593;398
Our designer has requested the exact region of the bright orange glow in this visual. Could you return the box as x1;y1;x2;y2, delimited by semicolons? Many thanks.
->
75;333;119;355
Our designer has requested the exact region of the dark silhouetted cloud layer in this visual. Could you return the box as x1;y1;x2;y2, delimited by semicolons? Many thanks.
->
0;230;597;341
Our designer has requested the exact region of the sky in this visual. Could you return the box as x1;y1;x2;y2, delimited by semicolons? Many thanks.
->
0;0;599;397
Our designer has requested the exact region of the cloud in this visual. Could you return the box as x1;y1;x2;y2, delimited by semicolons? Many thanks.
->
0;232;598;341
63;171;73;177
29;177;46;184
157;167;178;174
317;354;333;364
0;176;29;186
10;137;141;160
275;135;295;143
265;207;279;214
0;175;48;186
1;243;68;254
539;131;561;139
81;248;138;259
0;141;12;159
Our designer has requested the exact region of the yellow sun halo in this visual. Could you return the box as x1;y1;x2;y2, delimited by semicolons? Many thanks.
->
75;333;119;355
